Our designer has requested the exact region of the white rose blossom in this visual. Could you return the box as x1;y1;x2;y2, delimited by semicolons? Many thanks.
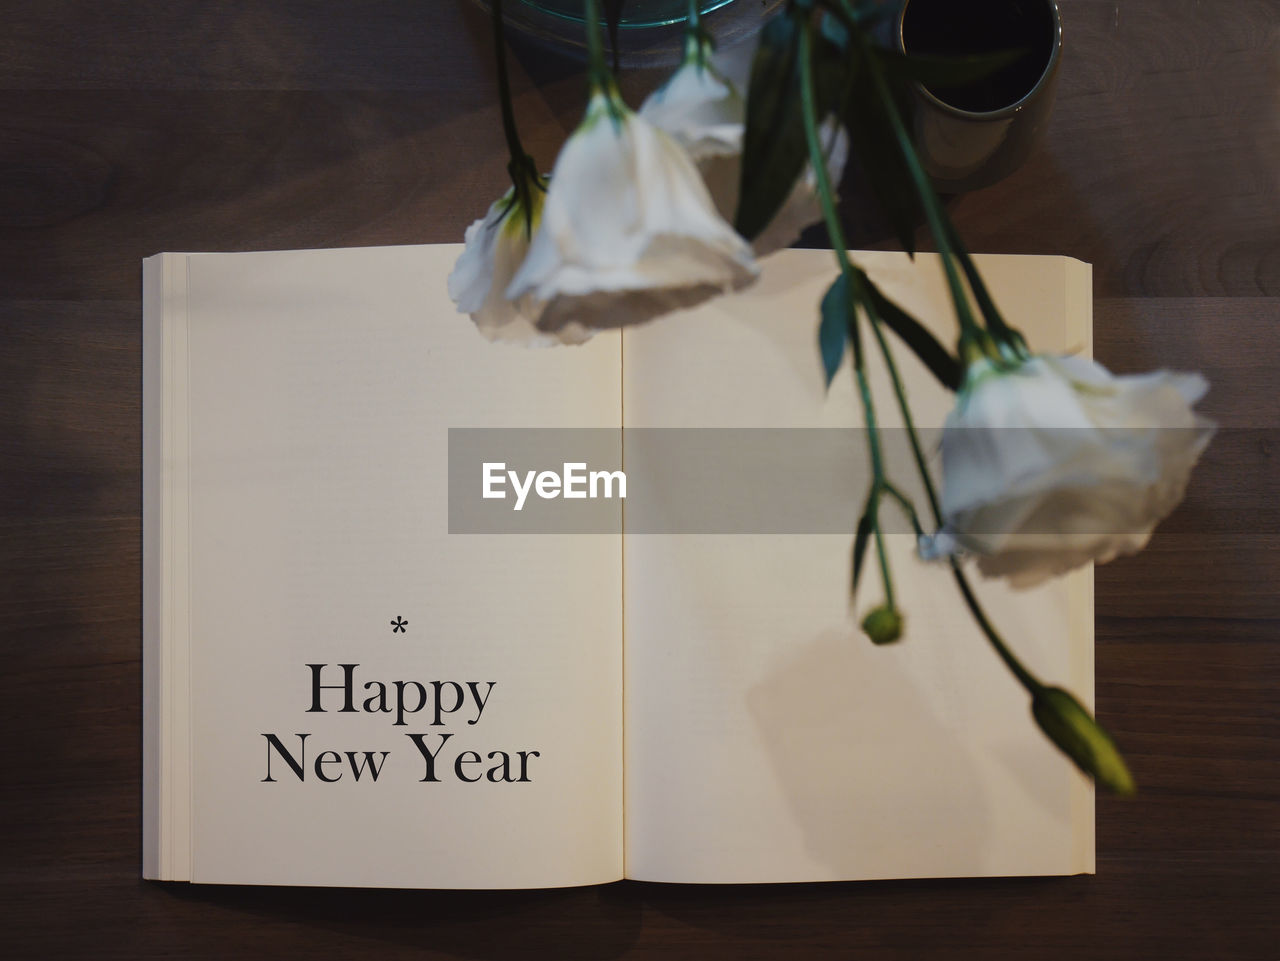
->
923;353;1215;588
505;90;758;344
448;184;593;346
638;44;849;257
638;45;743;164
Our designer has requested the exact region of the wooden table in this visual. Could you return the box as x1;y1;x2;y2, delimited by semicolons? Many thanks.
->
1;1;1276;957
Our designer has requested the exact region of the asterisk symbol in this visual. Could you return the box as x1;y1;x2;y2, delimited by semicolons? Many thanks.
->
390;616;407;633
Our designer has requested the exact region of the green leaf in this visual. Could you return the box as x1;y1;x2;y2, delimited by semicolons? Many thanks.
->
735;11;805;240
843;0;898;29
860;269;962;391
737;9;856;241
819;274;850;387
819;8;850;52
851;507;872;595
838;52;924;254
1032;686;1137;796
813;13;856;121
880;47;1028;91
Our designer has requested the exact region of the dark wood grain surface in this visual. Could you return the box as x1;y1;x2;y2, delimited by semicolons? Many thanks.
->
1;1;1276;958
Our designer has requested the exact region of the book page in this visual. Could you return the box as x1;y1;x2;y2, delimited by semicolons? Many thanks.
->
621;250;1094;882
168;245;623;888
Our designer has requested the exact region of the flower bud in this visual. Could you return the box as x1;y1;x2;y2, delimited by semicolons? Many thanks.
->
861;605;903;645
1031;686;1136;795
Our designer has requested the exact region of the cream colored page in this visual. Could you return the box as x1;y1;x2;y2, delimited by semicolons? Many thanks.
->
185;245;623;888
622;250;1094;882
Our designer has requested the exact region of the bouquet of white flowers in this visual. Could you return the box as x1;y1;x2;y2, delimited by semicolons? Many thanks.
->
449;0;1214;794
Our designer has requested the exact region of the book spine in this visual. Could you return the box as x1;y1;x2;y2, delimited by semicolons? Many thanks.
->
142;254;193;881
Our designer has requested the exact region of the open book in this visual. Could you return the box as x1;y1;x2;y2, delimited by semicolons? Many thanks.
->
143;244;1094;888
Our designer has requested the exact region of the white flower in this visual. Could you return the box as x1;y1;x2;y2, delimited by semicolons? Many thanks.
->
925;353;1215;588
506;91;758;343
639;50;849;257
638;50;743;163
448;184;592;346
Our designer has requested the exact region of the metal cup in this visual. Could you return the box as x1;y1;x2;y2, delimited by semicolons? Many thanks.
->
897;0;1063;193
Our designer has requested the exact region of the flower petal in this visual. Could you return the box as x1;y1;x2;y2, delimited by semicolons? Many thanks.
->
639;57;745;161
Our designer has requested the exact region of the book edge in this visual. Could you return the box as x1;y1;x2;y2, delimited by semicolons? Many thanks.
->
1068;257;1098;876
142;253;194;881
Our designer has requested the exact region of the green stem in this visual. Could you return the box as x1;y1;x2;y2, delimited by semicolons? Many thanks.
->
799;16;895;609
807;6;1041;700
797;19;854;280
859;373;895;608
862;269;1041;696
881;481;924;537
844;196;1044;701
684;0;709;66
843;15;982;345
582;0;612;93
491;0;540;234
941;217;1026;353
862;301;943;525
818;0;1047;707
951;561;1043;694
492;0;526;168
796;19;861;368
